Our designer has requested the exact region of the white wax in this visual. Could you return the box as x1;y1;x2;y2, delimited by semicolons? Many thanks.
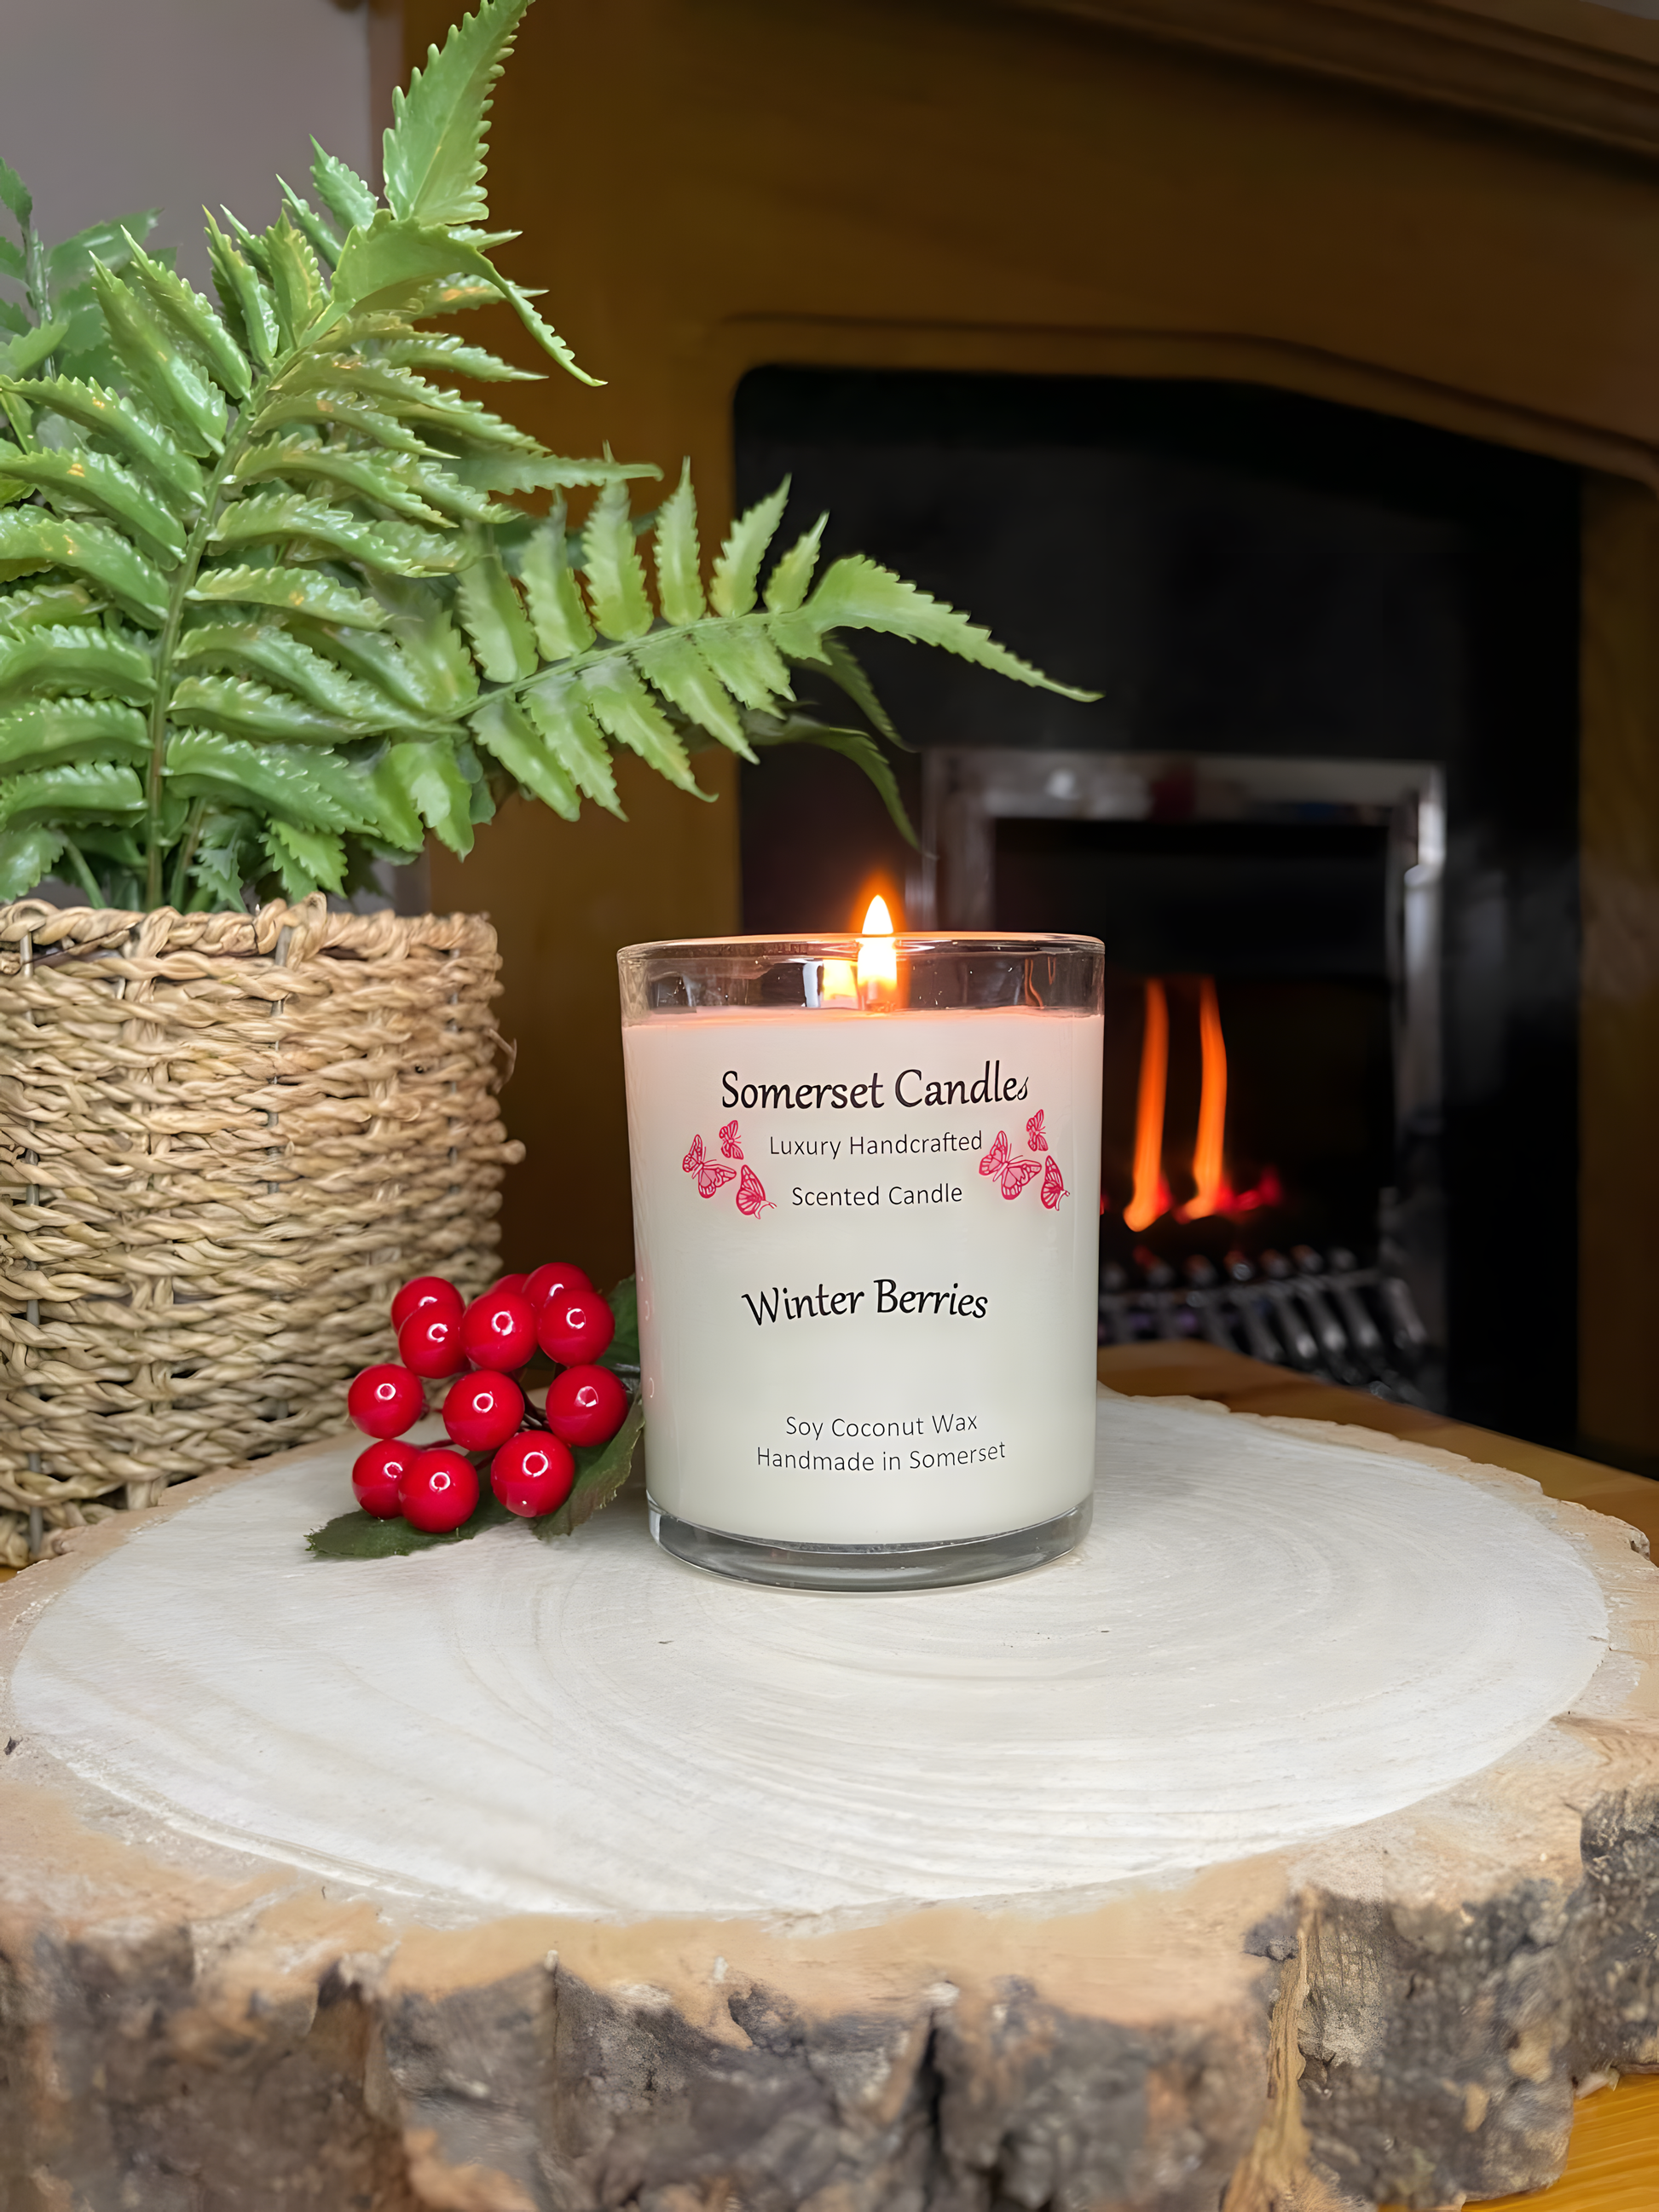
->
622;1003;1102;1544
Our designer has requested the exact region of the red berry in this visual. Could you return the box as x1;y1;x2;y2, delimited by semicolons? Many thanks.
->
390;1273;462;1332
442;1369;525;1453
544;1362;629;1448
398;1447;480;1533
490;1430;575;1517
347;1362;425;1439
492;1272;529;1296
523;1260;592;1312
536;1287;615;1366
398;1308;467;1380
353;1438;418;1518
460;1287;537;1372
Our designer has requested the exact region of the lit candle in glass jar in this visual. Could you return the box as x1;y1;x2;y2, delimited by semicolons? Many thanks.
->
618;910;1104;1590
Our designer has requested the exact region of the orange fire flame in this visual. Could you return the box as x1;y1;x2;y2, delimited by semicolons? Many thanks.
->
1120;976;1281;1231
1176;977;1227;1222
1123;979;1169;1233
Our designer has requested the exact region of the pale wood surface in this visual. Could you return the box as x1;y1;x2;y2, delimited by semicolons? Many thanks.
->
1097;1343;1659;2212
6;1359;1659;2205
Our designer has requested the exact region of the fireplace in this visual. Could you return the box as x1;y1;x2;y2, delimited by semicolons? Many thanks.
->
737;367;1580;1442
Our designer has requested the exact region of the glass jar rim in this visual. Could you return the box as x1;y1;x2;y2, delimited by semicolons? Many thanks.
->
619;930;1104;964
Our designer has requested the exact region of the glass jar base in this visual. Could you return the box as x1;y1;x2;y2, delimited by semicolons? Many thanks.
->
648;1495;1093;1591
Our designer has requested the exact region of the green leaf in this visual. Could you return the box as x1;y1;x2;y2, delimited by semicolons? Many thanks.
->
0;694;148;772
204;213;280;371
383;0;535;229
188;563;389;630
310;141;379;234
378;332;539;384
0;581;97;634
582;659;702;794
0;509;167;625
749;713;918;847
0;823;62;897
264;817;345;898
0;623;153;706
440;448;650;497
277;181;344;269
307;1487;517;1559
211;491;461;576
252;387;433;456
692;622;793;713
0;238;24;284
47;211;157;291
91;262;226;455
533;1394;644;1539
804;555;1100;699
234;433;449;524
8;373;204;505
1;446;188;563
600;1273;639;1370
0;160;33;231
710;480;789;619
519;504;594;656
633;630;751;758
817;636;905;748
188;811;259;910
382;737;473;854
522;680;620;814
164;727;379;832
382;595;478;711
454;547;536;680
470;692;579;820
286;618;443;718
263;213;329;347
280;348;540;449
653;460;704;627
0;759;143;829
176;621;442;733
0;320;69;378
122;232;251;398
91;265;225;455
764;513;827;614
581;479;653;642
168;674;361;746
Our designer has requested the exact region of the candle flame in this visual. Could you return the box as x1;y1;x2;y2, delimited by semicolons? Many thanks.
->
856;893;898;994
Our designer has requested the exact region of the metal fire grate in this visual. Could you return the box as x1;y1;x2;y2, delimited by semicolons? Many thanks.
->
1100;1245;1431;1406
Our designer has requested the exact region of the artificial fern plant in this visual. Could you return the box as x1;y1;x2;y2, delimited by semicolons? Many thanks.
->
0;0;1087;914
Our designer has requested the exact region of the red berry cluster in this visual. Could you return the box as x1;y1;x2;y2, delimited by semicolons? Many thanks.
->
345;1264;629;1534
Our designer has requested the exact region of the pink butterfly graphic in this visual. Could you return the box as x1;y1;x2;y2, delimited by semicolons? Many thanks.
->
999;1156;1041;1200
736;1165;774;1216
681;1133;736;1200
980;1130;1011;1179
1026;1109;1048;1154
1040;1155;1067;1210
719;1119;743;1161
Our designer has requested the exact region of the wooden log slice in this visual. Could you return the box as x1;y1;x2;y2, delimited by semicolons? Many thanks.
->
3;1389;1658;2212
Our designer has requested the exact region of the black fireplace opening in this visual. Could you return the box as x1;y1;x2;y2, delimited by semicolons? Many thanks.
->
735;368;1580;1446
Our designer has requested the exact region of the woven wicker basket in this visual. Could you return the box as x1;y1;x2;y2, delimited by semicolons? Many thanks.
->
0;896;523;1566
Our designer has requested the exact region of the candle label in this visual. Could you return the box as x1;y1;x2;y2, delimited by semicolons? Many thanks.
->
623;1008;1103;1545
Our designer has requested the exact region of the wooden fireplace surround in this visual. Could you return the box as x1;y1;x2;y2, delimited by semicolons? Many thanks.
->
410;0;1659;1461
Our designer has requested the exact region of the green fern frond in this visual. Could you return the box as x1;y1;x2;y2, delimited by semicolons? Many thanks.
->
383;0;534;231
0;0;1093;910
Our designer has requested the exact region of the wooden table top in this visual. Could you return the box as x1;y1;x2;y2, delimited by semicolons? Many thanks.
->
1098;1340;1659;2212
7;1351;1653;2208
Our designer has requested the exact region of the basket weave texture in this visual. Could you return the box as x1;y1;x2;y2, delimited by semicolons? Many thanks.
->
0;896;523;1567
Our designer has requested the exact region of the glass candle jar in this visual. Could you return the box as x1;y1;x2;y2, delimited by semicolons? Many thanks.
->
618;931;1104;1590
